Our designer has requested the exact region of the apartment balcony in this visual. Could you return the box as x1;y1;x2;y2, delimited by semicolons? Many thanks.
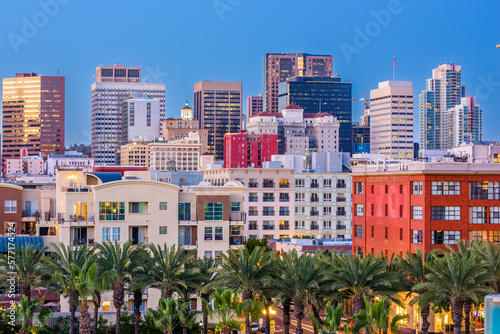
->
310;225;320;231
130;237;149;246
248;225;258;230
63;187;93;193
336;183;346;189
279;224;290;230
72;238;95;247
336;197;347;203
263;225;275;230
178;219;198;226
230;236;243;246
229;212;245;224
22;211;41;222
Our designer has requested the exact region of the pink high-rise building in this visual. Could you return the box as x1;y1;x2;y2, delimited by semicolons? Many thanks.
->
246;95;263;120
263;53;333;113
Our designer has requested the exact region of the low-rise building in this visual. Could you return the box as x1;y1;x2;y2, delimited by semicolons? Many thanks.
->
268;238;352;255
5;156;44;175
46;151;95;175
120;141;150;167
149;132;202;172
223;132;278;168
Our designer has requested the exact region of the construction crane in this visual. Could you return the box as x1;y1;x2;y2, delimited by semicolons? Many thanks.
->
352;91;368;106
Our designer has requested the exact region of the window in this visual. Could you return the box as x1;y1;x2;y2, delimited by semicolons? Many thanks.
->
356;247;363;258
295;221;305;229
295;193;305;202
400;185;403;194
323;221;332;229
279;179;290;188
295;179;305;188
231;203;241;212
178;203;191;221
371;185;374;194
102;227;120;242
323;193;332;201
263;179;274;188
263;207;274;216
356;204;363;216
336;207;346;216
490;207;500;224
204;227;213;241
279;207;290;216
310;208;319;216
279;193;289;202
400;228;403;241
112;227;121;242
99;202;125;221
412;206;423;220
263;221;274;230
248;221;258;230
431;207;461;220
205;203;223;221
248;207;258;216
336;222;347;230
311;193;319;202
310;179;319;188
130;300;146;312
337;179;346;188
470;181;500;199
129;202;147;214
385;227;388;239
355;182;363;194
412;181;423;195
385;204;388;217
159;202;168;210
495;154;500;163
412;230;423;244
279;220;289;230
431;230;460;245
295;206;305;215
324;179;332;188
400;205;403;218
263;193;274;202
469;231;487;241
249;179;258;188
355;225;363;238
159;226;168;234
371;204;374;216
490;231;500;245
204;251;213;258
249;193;258;202
470;207;487;224
336;193;346;202
4;200;17;213
431;181;460;195
371;226;374;238
102;301;111;312
385;185;388;194
310;221;319;230
215;227;223;240
323;207;332;215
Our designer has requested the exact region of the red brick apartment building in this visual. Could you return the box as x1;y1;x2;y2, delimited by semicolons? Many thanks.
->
223;132;278;168
352;161;500;257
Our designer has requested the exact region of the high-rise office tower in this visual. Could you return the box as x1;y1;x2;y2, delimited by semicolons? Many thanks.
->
443;97;482;148
419;64;465;150
246;95;263;120
122;93;161;143
91;64;165;165
193;81;242;160
263;53;333;113
2;73;65;158
370;81;414;160
277;76;352;153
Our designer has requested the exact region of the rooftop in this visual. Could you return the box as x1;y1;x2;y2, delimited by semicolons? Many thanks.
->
352;161;500;175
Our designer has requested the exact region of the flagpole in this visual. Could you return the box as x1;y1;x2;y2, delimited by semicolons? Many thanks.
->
393;56;396;81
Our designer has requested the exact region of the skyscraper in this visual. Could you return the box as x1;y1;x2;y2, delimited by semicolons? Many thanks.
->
443;97;482;148
246;95;263;120
193;81;242;160
263;53;333;113
91;64;165;165
122;93;161;143
370;81;414;160
277;76;352;153
2;73;65;158
419;64;465;150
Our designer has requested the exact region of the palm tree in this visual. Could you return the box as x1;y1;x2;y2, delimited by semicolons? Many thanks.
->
42;243;89;334
473;240;500;293
416;250;493;334
397;249;435;334
217;246;275;334
275;250;323;334
96;240;143;334
147;298;199;334
307;302;343;334
196;257;218;334
18;295;38;334
210;286;244;334
140;244;196;299
325;253;401;314
177;259;203;334
70;259;99;334
0;244;48;299
128;247;150;334
354;297;407;334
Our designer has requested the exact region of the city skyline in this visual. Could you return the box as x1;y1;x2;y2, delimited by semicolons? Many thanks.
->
0;1;498;147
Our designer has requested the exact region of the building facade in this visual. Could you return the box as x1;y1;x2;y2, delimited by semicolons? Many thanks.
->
351;161;500;258
277;76;352;153
5;156;45;176
263;53;333;113
203;168;295;240
223;133;278;168
149;132;202;172
120;142;150;167
122;94;161;143
352;122;370;154
91;64;165;165
419;64;466;150
2;73;65;158
246;95;263;120
370;81;414;160
46;152;95;175
443;97;482;149
193;81;242;160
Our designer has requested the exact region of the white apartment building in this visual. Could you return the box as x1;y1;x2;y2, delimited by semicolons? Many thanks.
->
149;132;202;172
123;94;161;143
370;81;414;160
443;97;482;148
5;156;45;175
246;104;340;155
91;65;165;165
293;173;352;239
203;168;295;240
46;151;95;175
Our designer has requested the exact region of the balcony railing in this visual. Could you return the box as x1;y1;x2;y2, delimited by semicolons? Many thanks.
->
263;225;275;230
310;225;319;230
336;197;346;202
73;238;94;246
230;236;243;246
336;183;346;189
229;212;245;222
336;224;347;230
279;224;290;230
248;210;258;216
248;225;258;230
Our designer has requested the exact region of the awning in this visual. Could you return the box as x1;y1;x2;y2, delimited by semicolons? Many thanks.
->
0;236;45;252
85;172;122;183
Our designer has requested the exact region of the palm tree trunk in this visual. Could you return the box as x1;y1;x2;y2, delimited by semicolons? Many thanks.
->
163;287;173;299
113;283;125;334
294;300;305;334
93;291;101;334
202;293;209;334
69;295;77;334
243;290;252;334
464;300;472;334
311;304;319;334
133;289;143;334
265;302;272;334
80;300;91;334
353;294;365;314
182;304;190;334
420;304;431;334
20;283;31;300
282;298;291;334
451;299;464;334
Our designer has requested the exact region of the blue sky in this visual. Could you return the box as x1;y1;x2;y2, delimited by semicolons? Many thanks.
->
0;0;499;146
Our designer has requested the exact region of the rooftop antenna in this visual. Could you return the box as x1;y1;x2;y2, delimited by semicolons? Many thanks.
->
136;59;139;66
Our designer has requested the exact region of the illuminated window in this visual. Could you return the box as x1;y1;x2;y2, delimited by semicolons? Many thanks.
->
99;202;125;221
102;301;111;311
